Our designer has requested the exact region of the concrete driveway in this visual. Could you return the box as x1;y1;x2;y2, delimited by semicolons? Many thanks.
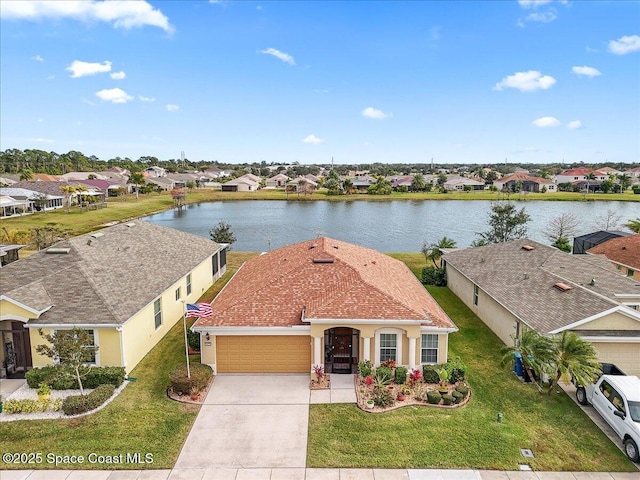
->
175;374;310;469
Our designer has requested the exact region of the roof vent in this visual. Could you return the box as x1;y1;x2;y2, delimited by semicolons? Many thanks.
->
309;243;318;250
333;245;339;249
46;247;71;254
90;232;104;239
553;282;573;292
522;245;534;251
313;258;334;264
590;278;596;286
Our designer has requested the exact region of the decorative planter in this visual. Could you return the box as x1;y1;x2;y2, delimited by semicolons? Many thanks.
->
366;401;375;409
397;395;406;401
38;394;50;402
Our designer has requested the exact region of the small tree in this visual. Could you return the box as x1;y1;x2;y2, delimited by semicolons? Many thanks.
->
35;328;98;395
476;201;531;244
546;331;601;395
500;330;553;393
427;236;457;267
544;213;579;245
551;236;571;252
625;218;640;233
209;221;237;248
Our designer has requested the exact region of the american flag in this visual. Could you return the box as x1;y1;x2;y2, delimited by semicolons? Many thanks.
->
186;302;213;318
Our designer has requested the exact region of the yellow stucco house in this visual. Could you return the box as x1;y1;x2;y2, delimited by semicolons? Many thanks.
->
443;239;640;376
192;237;458;374
0;221;227;377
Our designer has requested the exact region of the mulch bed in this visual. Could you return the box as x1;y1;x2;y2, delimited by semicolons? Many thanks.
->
167;374;215;404
310;374;331;390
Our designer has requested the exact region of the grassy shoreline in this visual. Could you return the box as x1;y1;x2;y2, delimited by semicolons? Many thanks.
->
2;188;637;241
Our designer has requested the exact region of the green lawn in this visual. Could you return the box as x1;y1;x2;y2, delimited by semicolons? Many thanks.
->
0;253;247;471
307;254;636;471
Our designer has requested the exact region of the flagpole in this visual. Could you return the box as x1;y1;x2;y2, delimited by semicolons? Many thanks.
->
182;300;191;379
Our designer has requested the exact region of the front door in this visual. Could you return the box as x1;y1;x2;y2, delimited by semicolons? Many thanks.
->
328;327;355;373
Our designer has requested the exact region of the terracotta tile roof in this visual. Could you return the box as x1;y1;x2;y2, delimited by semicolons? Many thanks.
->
498;172;553;184
587;234;640;271
444;239;640;334
194;238;456;329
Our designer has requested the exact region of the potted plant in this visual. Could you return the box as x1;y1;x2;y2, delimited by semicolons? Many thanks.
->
397;385;411;401
436;368;449;395
366;398;375;409
37;383;51;402
189;387;200;401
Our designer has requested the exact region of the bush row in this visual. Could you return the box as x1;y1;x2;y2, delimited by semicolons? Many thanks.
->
61;384;115;416
2;398;63;414
26;366;126;390
422;357;467;384
168;363;212;395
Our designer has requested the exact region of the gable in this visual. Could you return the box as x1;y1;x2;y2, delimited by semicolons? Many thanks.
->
573;310;640;331
0;298;40;321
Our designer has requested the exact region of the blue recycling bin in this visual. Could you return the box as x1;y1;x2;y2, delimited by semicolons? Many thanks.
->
514;352;523;377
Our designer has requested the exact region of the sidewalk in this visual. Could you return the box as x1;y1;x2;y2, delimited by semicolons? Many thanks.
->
1;468;638;480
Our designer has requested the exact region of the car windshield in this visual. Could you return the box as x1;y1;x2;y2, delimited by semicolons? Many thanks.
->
629;401;640;423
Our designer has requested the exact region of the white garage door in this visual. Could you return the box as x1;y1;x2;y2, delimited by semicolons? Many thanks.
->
592;342;640;376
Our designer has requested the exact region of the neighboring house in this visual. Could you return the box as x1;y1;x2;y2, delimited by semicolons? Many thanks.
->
145;177;176;191
0;244;25;267
287;176;318;193
144;166;167;178
193;237;458;374
0;187;64;212
265;173;290;188
443;177;486;191
587;234;640;281
33;173;60;182
59;172;109;181
0;222;228;378
443;239;640;375
6;181;103;208
304;174;320;183
554;167;607;184
75;179;122;197
573;230;631;255
222;174;260;192
0;194;32;217
493;173;556;193
166;173;200;188
391;176;414;190
351;175;376;192
625;167;640;179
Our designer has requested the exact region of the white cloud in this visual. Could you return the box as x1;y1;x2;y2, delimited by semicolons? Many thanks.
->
303;134;324;145
29;137;53;143
67;60;112;78
95;88;133;104
47;75;55;80
493;70;556;92
110;71;126;80
31;54;44;62
260;48;295;66
166;104;179;112
567;120;583;129
532;116;561;127
518;0;553;8
0;0;174;33
362;107;391;120
525;9;557;23
572;65;602;77
139;95;155;102
608;35;640;55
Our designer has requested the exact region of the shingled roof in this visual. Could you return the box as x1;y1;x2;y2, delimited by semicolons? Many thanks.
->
1;222;222;326
444;239;640;334
194;237;456;329
587;234;640;271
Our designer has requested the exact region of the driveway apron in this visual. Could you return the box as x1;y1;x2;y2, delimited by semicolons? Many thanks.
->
175;374;310;469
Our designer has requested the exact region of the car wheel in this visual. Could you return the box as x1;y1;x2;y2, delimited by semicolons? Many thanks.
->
576;387;588;405
624;438;640;463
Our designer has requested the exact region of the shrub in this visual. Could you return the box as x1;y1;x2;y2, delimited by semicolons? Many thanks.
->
187;329;200;352
455;384;469;396
421;266;446;286
452;390;464;404
2;398;57;414
375;366;392;384
442;394;453;406
168;363;212;396
394;366;407;384
423;365;439;384
444;357;466;383
26;366;125;390
372;387;395;407
413;383;428;401
408;368;422;385
62;384;115;416
426;390;441;404
358;360;373;378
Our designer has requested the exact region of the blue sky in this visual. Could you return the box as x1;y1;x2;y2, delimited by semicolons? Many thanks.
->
1;0;639;165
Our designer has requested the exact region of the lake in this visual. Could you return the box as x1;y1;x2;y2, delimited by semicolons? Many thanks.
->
144;200;639;252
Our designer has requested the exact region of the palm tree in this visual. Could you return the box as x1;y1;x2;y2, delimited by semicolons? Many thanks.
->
585;172;597;194
59;185;77;213
500;330;554;392
625;218;640;233
19;168;34;181
546;331;601;395
342;178;354;195
427;236;457;266
618;173;632;191
128;172;145;200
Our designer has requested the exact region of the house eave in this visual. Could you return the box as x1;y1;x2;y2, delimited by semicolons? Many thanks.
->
548;305;640;334
192;325;311;335
24;323;122;329
0;294;51;317
304;318;428;325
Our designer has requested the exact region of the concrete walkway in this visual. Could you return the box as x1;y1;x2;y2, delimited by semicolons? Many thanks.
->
1;469;638;479
0;378;26;398
310;374;357;404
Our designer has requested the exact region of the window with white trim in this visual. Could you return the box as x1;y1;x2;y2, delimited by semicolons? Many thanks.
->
175;287;181;301
154;298;162;329
421;334;438;364
186;274;192;296
84;329;97;364
473;285;479;306
379;333;397;362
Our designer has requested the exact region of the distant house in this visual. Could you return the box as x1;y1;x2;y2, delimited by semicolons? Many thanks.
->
351;175;376;192
587;234;640;281
145;177;176;191
444;176;485;191
0;187;64;212
266;173;290;188
222;174;260;192
0;244;25;266
554;167;607;184
0;222;228;378
391;176;414;190
60;172;109;181
166;173;200;188
0;194;32;217
287;177;317;194
444;239;640;375
572;230;631;255
144;166;167;178
193;238;457;374
493;173;556;193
